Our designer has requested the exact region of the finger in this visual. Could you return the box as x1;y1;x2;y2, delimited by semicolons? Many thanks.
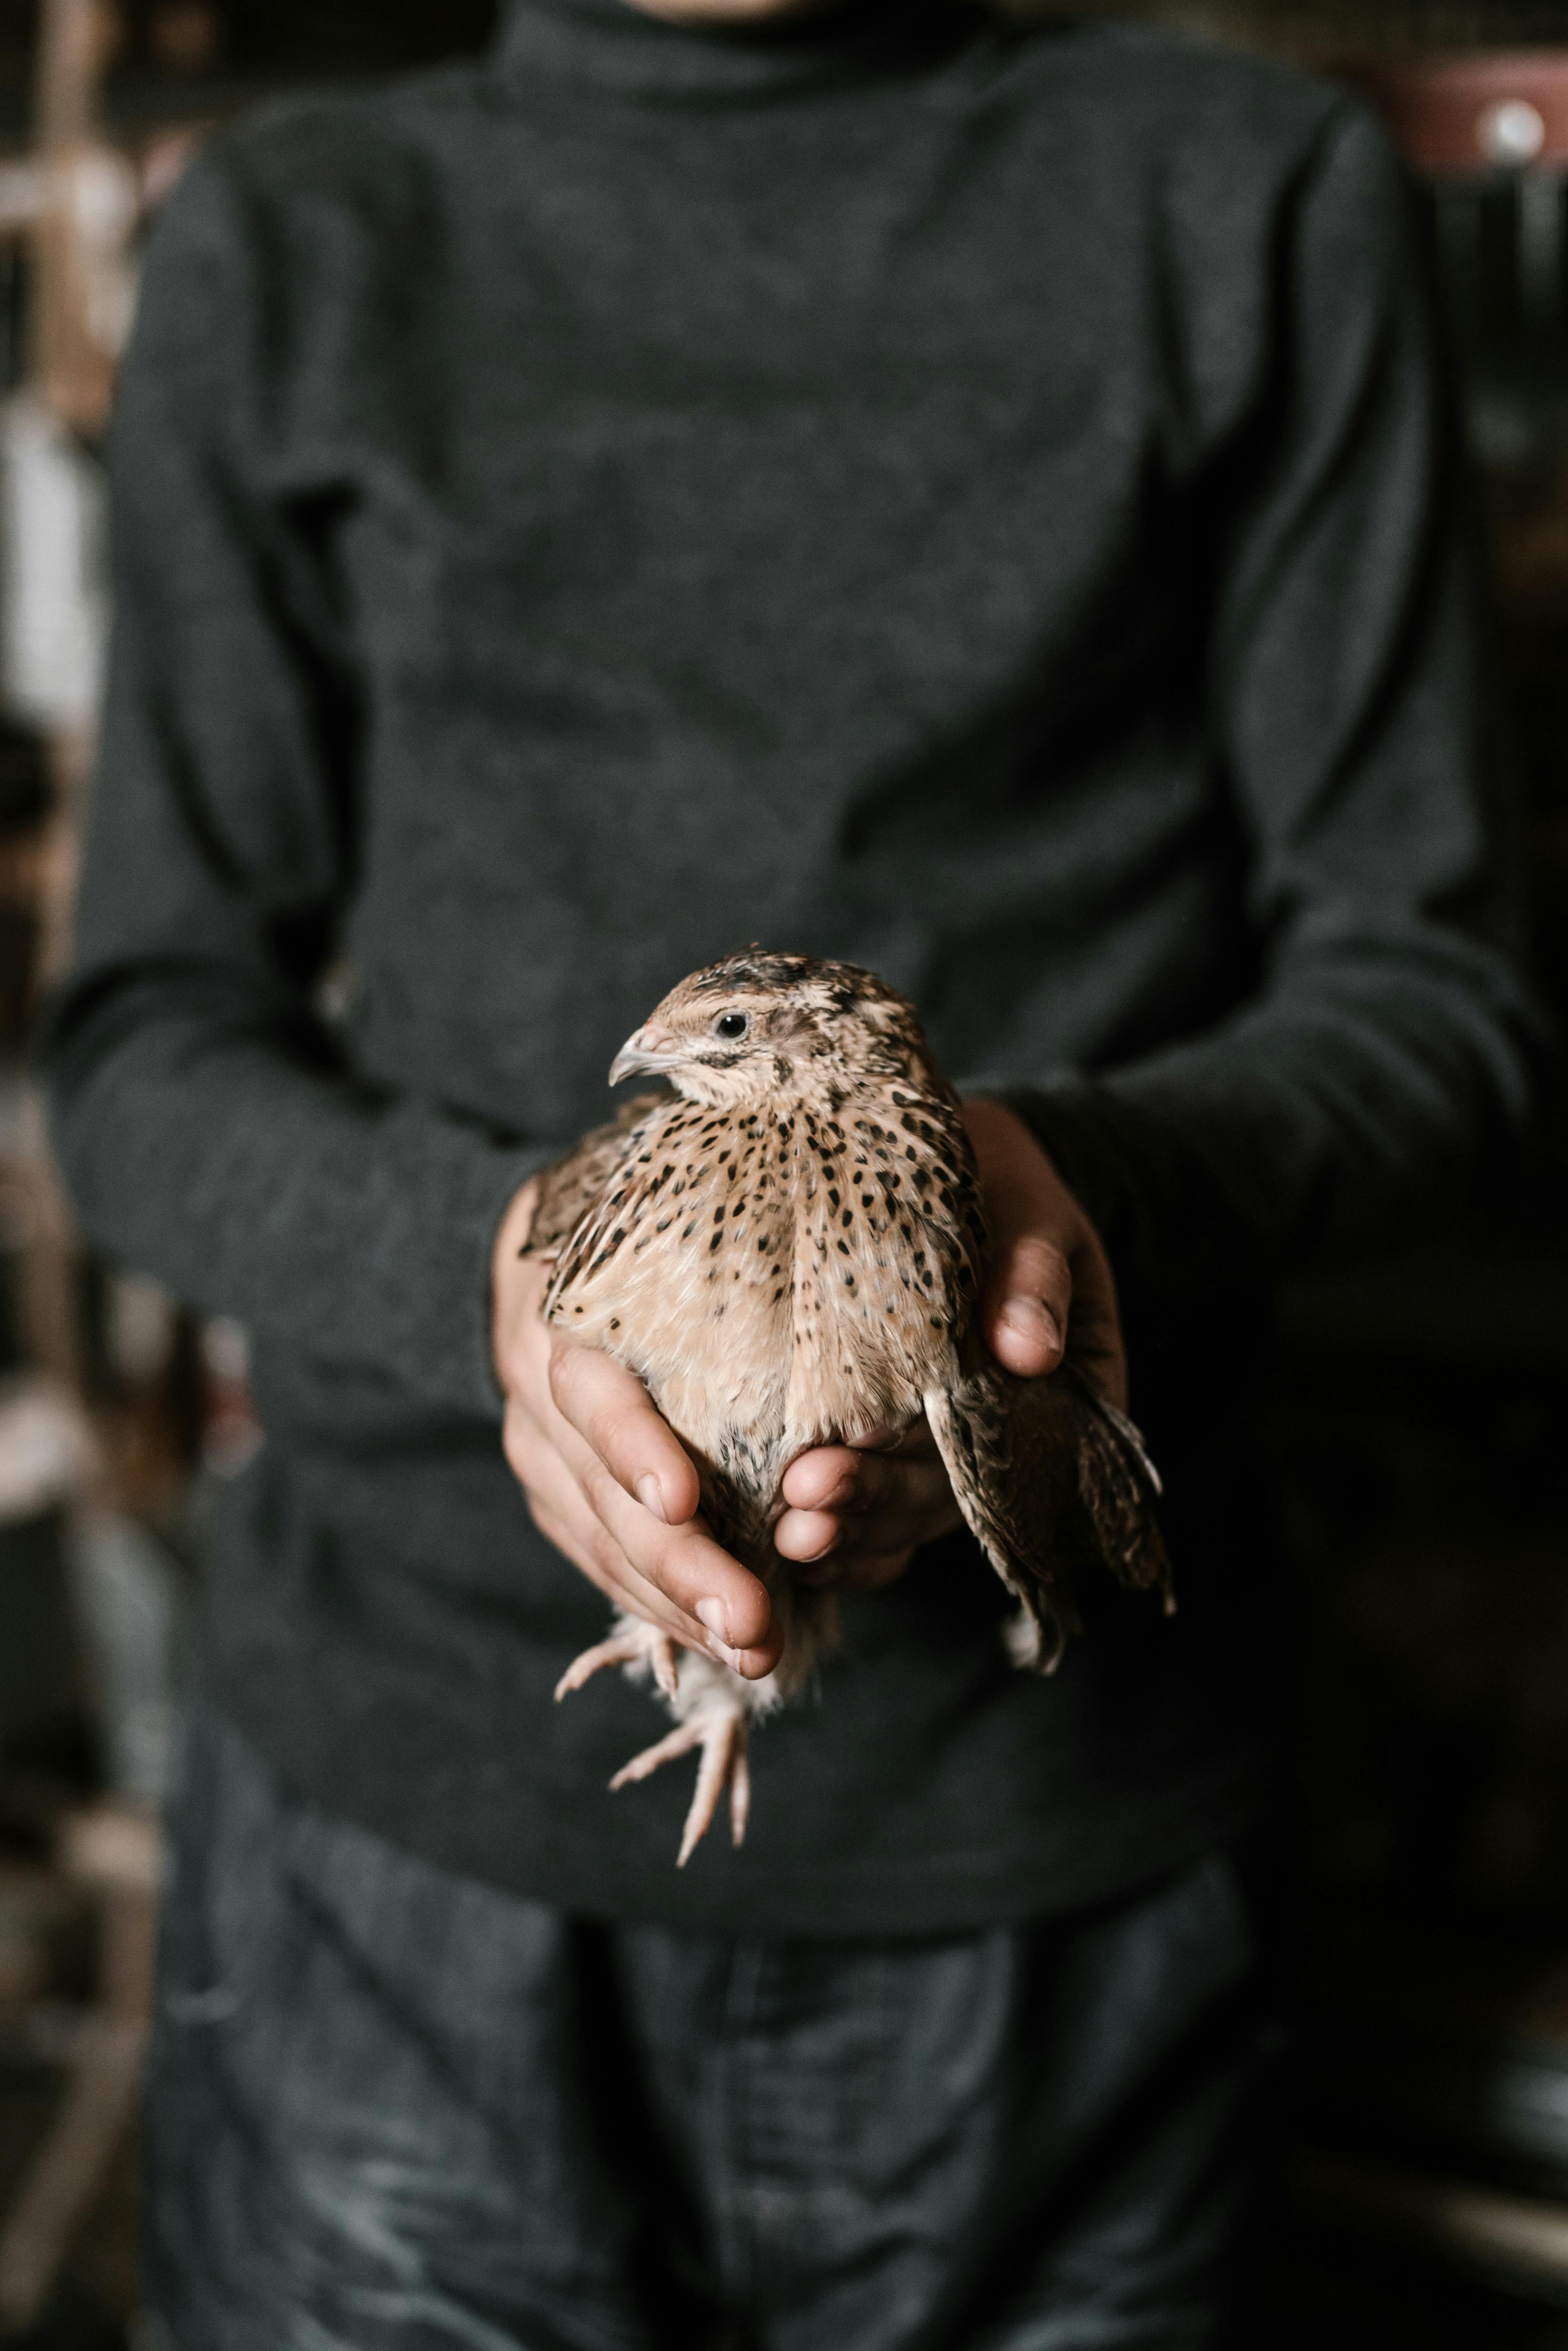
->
982;1228;1072;1379
505;1401;780;1683
547;1337;702;1526
774;1506;841;1567
580;1457;781;1672
775;1458;961;1567
816;1481;962;1568
853;1451;955;1521
961;1098;1075;1379
777;1447;902;1541
782;1448;955;1531
530;1370;780;1671
508;1414;707;1640
534;1458;785;1683
780;1445;865;1515
780;1423;938;1513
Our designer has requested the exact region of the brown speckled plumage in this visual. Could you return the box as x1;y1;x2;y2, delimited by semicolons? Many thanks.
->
528;951;1172;1864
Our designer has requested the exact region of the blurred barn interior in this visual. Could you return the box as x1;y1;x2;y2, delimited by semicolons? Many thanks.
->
0;0;1564;2343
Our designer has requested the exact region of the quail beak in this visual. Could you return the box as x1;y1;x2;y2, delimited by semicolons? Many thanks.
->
609;1023;683;1087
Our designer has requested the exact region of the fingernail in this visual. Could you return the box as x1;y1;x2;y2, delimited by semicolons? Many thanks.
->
696;1597;728;1642
636;1475;668;1523
1001;1297;1060;1352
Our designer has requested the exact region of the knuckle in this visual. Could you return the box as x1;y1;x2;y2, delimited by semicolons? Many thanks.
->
545;1337;583;1415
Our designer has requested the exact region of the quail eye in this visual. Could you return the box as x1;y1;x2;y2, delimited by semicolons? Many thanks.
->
715;1012;750;1041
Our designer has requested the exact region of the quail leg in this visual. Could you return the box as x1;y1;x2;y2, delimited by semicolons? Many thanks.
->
555;1622;680;1703
609;1701;751;1867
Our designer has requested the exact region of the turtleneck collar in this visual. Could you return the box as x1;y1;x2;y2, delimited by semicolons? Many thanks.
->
494;0;981;104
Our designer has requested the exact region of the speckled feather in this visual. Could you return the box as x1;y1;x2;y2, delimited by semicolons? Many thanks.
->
528;951;1172;1861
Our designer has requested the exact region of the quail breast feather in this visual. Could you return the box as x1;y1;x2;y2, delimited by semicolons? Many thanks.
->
525;951;1173;1867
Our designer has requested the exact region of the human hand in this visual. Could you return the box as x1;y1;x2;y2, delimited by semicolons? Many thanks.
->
772;1097;1127;1590
492;1182;782;1680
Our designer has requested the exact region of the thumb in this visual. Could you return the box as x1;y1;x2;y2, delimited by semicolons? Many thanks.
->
983;1224;1072;1380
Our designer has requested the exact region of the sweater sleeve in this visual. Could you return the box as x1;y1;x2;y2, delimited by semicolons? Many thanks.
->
43;151;547;1441
1006;108;1546;1301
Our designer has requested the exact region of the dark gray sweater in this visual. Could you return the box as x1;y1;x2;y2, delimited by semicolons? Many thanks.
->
46;0;1538;1932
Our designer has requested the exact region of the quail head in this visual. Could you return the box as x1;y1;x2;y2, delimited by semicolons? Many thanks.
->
526;951;1172;1866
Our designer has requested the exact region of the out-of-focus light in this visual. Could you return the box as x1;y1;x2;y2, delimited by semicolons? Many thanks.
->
1477;98;1548;167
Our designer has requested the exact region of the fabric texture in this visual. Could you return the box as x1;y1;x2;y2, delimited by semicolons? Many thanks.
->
45;0;1538;1932
146;1699;1278;2351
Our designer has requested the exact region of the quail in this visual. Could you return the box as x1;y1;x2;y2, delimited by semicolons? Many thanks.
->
527;952;1172;1865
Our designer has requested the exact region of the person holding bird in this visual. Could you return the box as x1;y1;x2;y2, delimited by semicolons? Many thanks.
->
46;0;1540;2342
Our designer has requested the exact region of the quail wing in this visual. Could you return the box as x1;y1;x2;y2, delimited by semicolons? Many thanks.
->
526;1092;668;1261
925;1353;1172;1673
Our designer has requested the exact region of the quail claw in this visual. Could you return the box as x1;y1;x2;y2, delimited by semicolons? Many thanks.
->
676;1710;749;1868
650;1633;680;1700
608;1704;751;1868
609;1718;706;1787
555;1628;676;1703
